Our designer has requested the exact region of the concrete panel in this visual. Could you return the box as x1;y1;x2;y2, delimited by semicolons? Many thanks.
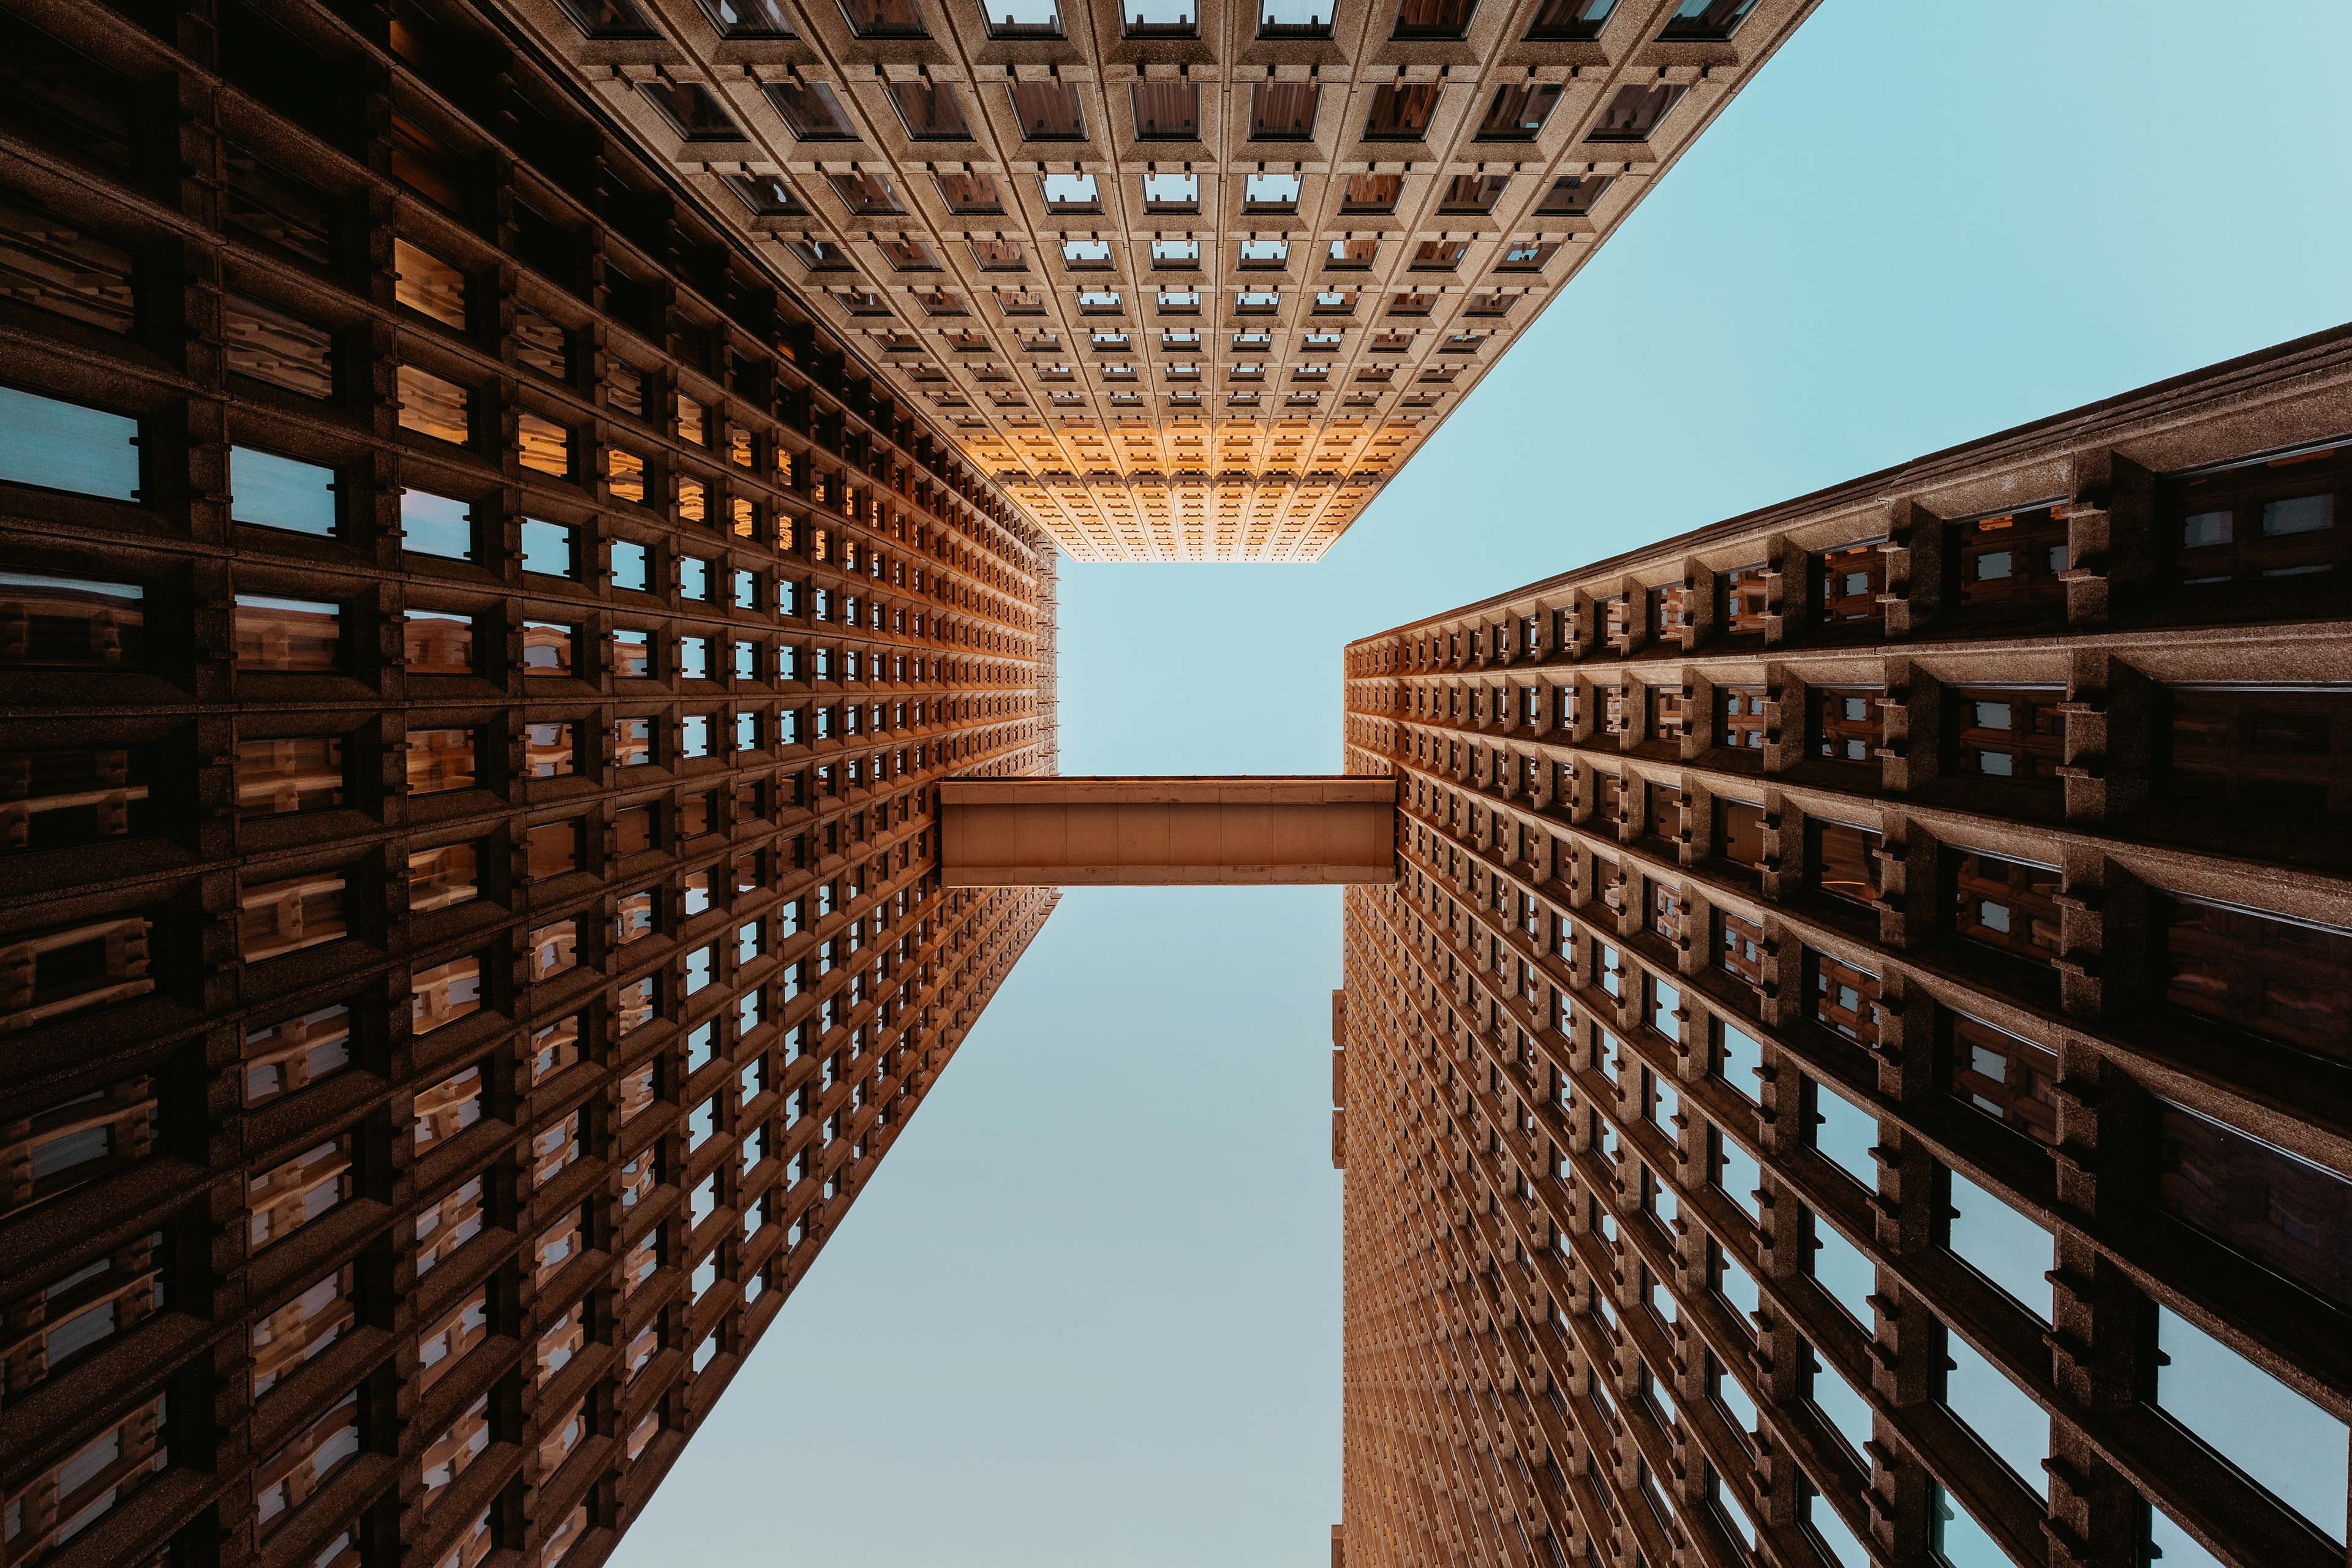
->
940;776;1398;886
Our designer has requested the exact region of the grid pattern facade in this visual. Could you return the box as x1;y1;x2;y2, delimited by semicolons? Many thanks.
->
1335;328;2352;1568
481;0;1817;561
0;1;1056;1564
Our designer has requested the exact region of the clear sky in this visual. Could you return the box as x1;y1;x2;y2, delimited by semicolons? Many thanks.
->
616;3;2352;1562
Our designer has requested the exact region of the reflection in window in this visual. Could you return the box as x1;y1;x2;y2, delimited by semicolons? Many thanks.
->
1945;1330;2048;1498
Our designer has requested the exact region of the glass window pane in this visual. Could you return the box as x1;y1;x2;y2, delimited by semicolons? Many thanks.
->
1810;1212;1874;1329
1807;1489;1870;1568
2156;1305;2348;1540
1813;1080;1877;1187
0;386;140;500
1947;1167;2052;1321
1932;1482;2019;1567
1809;1346;1874;1460
2146;1502;2227;1568
233;446;337;535
1946;1332;2048;1498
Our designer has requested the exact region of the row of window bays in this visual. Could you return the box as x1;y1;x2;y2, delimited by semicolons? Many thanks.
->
0;1;1037;563
1346;841;2352;1568
1348;437;2352;674
570;0;1768;51
0;882;1051;1568
1352;659;2352;873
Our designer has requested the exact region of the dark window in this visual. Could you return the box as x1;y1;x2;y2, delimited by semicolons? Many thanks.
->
1945;1012;2057;1145
1439;175;1510;213
839;0;928;36
1645;783;1683;843
1807;949;1883;1048
828;172;903;216
553;0;656;35
1524;0;1613;39
223;143;339;274
1721;561;1769;633
2;744;161;852
1363;84;1442;141
1536;174;1613;216
1948;851;2061;965
1947;686;2064;786
1250;84;1320;141
1007;83;1085;140
637;80;742;141
1591;83;1685;141
723;173;804;216
1815;540;1884;625
2163;438;2349;590
1812;687;1882;765
1717;907;1765;992
765;81;858;140
2163;685;2351;817
888;81;971;140
0;192;136;335
2158;1102;2352;1309
1336;175;1400;213
1658;0;1758;40
1133;83;1200;140
1648;686;1686;744
1650;583;1690;639
1718;686;1767;752
1809;819;1885;911
1393;0;1474;37
1714;799;1765;873
1477;84;1562;140
936;173;1004;214
696;0;796;34
2159;897;2352;1064
1953;504;2069;617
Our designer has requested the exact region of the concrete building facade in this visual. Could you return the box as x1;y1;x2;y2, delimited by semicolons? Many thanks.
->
1334;327;2352;1568
0;0;1055;1563
473;0;1820;561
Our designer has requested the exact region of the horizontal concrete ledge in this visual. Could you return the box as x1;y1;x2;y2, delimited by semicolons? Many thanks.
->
940;775;1398;888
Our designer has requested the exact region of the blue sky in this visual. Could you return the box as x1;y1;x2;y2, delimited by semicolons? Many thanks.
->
617;2;2352;1561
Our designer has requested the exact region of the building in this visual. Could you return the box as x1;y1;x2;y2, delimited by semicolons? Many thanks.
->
0;0;1056;1564
477;0;1820;562
1335;328;2352;1568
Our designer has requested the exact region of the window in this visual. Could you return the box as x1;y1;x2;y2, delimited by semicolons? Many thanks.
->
2159;895;2352;1063
1815;540;1885;625
231;446;337;535
1808;1210;1874;1327
887;80;970;140
1340;173;1402;213
1250;83;1319;140
1525;0;1612;38
1807;1345;1873;1460
1592;82;1686;141
243;1004;352;1104
1809;1080;1875;1188
1243;172;1301;209
2162;684;2351;817
985;0;1060;34
1806;1487;1869;1568
399;609;472;675
1392;0;1474;36
1536;172;1615;214
1944;1330;2048;1497
638;79;742;140
1949;851;2061;965
840;0;927;34
401;488;473;559
1948;685;2065;785
1953;503;2070;616
247;1139;351;1249
1008;81;1084;140
1714;1128;1760;1221
1045;172;1103;211
1362;84;1441;140
2164;437;2348;590
1947;1166;2052;1320
254;1270;354;1397
520;516;573;576
405;727;477;794
1718;685;1767;751
937;172;1003;214
1477;83;1562;140
2158;1100;2352;1308
1807;949;1882;1048
1814;687;1883;763
1809;818;1887;912
765;80;857;140
235;595;339;673
1946;1012;2058;1145
1660;0;1757;37
239;870;348;961
1132;82;1199;139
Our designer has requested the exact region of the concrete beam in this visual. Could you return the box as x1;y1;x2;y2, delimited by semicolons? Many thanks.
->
938;776;1397;887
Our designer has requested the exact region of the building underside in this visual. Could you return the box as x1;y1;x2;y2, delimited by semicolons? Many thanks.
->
480;0;1820;561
